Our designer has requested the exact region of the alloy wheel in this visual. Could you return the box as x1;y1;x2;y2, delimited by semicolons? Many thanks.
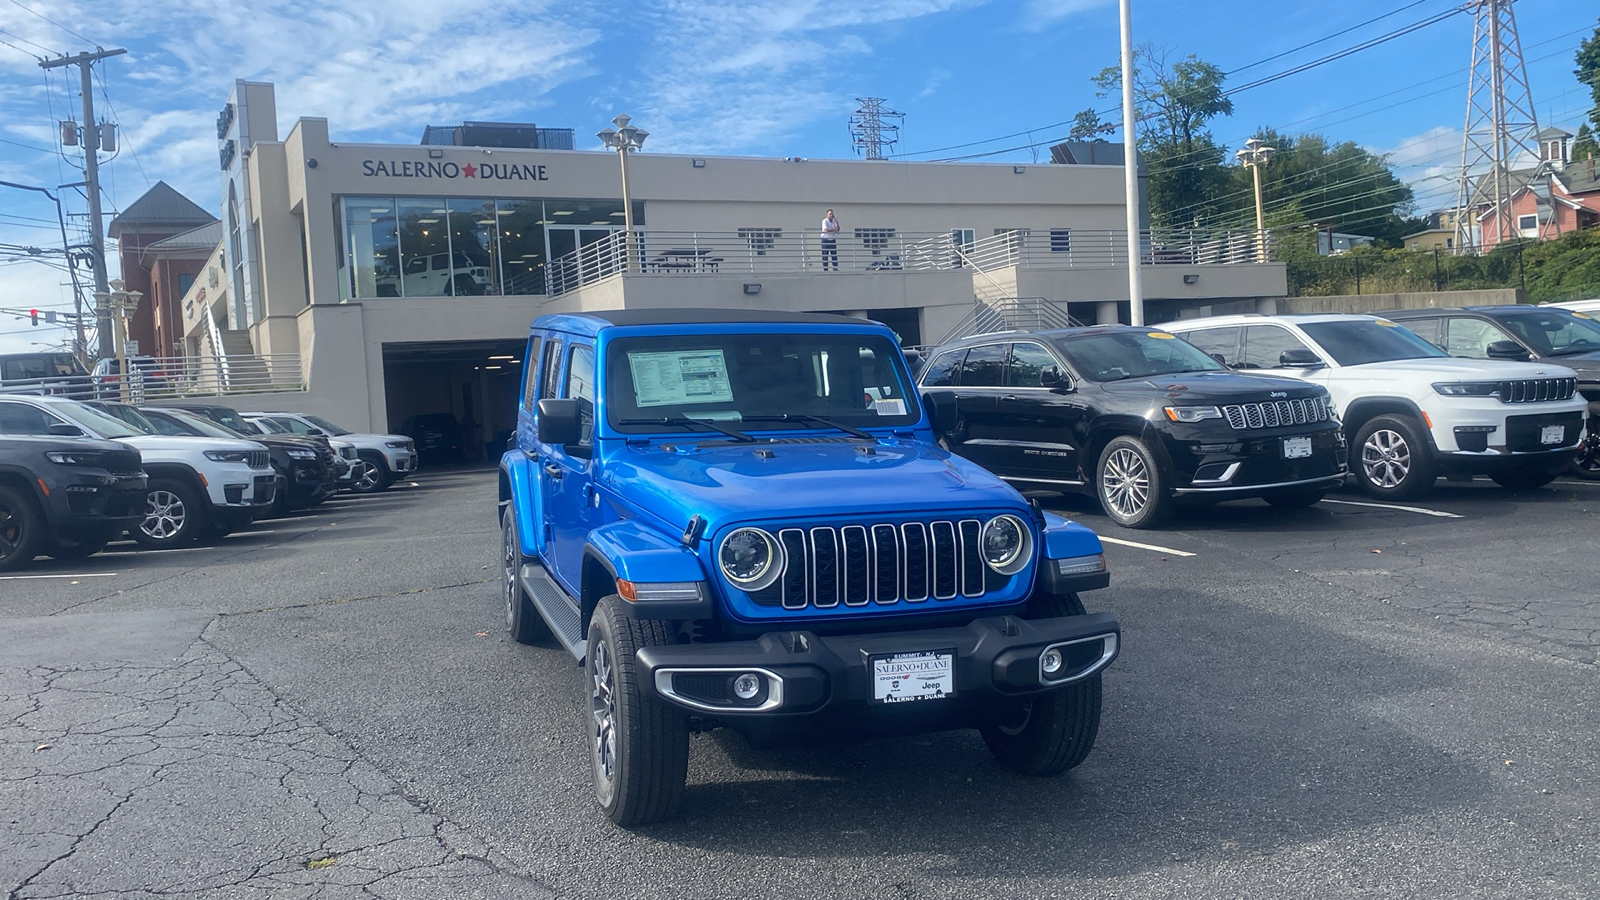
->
142;489;187;540
353;460;380;492
1101;447;1150;519
502;517;517;628
590;638;618;790
1362;429;1411;489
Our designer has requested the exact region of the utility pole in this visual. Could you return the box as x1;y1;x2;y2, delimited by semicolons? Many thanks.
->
41;47;127;360
1119;0;1143;325
849;98;904;161
1453;1;1538;254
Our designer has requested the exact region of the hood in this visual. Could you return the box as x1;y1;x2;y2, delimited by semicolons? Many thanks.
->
605;439;1020;531
1537;351;1600;379
120;435;268;454
1098;370;1323;402
1336;357;1579;381
345;432;408;445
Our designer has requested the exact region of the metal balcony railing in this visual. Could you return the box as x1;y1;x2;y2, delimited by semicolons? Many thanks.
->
0;353;306;404
961;228;1274;270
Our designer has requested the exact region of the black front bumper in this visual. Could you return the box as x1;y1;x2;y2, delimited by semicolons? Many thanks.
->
1161;424;1347;495
634;612;1119;733
44;472;147;534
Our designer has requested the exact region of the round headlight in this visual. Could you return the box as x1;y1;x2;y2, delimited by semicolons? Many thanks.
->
980;515;1032;576
717;527;784;591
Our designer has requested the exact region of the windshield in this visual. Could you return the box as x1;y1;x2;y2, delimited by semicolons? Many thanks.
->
249;416;289;434
1055;331;1227;383
163;409;244;439
605;332;919;433
302;415;350;436
52;399;147;440
1299;320;1448;366
1497;311;1600;357
86;402;160;435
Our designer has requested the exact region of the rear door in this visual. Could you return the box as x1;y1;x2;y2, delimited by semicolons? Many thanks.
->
541;342;597;592
943;344;1008;472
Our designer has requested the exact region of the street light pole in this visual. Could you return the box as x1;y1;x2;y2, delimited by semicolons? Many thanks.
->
1235;138;1276;262
597;115;649;273
1119;0;1143;326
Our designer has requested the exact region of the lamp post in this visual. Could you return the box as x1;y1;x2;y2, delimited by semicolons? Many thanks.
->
1119;0;1143;326
93;279;142;402
597;114;648;273
1236;138;1276;262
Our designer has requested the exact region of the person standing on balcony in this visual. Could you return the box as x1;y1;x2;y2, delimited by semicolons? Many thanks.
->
820;209;840;271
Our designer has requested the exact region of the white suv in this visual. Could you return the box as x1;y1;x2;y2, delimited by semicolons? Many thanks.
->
0;395;276;547
1164;313;1586;498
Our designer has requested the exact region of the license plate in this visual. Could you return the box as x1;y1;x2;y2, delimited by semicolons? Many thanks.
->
1283;436;1313;459
1541;425;1565;445
871;649;955;704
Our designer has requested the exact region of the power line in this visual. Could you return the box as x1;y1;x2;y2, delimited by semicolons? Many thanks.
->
0;24;58;55
5;0;103;47
1224;0;1442;77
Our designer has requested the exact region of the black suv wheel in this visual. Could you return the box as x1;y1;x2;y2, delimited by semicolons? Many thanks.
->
587;595;689;826
0;484;45;572
1095;436;1173;529
1353;414;1437;500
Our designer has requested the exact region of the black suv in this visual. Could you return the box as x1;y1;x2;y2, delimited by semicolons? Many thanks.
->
0;434;147;570
917;326;1348;527
1380;305;1600;479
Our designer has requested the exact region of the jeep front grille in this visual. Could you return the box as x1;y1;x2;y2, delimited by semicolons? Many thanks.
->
749;520;989;609
247;450;270;469
1497;378;1576;404
1222;397;1332;430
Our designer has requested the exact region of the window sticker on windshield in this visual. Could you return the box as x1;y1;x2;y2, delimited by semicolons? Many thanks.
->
1573;312;1594;320
875;398;907;416
1374;319;1400;327
1147;332;1176;339
628;349;735;408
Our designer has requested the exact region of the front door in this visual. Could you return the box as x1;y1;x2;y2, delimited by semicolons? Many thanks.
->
540;342;597;592
992;341;1088;483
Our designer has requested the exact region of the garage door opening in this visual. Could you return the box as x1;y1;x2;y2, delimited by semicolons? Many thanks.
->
382;340;525;465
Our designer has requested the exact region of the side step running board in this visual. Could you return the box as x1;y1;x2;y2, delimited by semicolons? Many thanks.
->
519;562;586;663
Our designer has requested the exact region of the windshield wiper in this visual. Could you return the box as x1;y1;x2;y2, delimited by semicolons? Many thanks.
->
619;416;754;442
740;413;875;439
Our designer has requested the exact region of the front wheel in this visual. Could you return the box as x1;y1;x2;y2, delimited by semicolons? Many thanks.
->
1490;467;1559;491
1353;415;1437;500
587;595;690;827
132;478;209;549
0;484;45;572
1095;436;1173;529
1569;431;1600;480
349;453;390;494
981;592;1103;776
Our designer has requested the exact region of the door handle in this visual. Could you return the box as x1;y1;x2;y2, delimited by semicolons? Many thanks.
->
1000;395;1019;402
543;464;563;479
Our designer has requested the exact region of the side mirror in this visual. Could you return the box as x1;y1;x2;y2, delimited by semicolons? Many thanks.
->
1039;366;1072;390
305;428;326;437
1280;348;1325;368
47;423;84;437
921;391;957;435
1208;352;1229;367
537;398;582;446
1486;340;1531;361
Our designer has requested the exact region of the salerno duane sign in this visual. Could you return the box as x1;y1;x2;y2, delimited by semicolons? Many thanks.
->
361;159;549;181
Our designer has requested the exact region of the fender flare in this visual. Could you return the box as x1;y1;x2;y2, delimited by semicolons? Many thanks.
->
498;450;542;558
1037;511;1111;594
583;520;713;621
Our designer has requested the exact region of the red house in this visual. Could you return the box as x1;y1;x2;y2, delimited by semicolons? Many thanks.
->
1474;128;1600;251
107;182;218;359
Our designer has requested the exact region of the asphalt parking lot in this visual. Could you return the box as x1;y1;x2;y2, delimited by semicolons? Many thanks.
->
2;470;1597;899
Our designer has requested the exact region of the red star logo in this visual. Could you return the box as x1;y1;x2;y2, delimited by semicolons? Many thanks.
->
461;163;477;178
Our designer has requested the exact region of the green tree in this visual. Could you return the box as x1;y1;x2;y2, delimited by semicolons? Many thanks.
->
1067;108;1116;141
1573;123;1598;162
1092;47;1235;227
1215;129;1415;246
1577;18;1600;132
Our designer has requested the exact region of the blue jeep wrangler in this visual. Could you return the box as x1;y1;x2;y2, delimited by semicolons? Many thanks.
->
498;309;1120;826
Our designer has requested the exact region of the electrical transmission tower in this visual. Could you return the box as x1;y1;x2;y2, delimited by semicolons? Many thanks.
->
849;98;904;160
1453;0;1539;254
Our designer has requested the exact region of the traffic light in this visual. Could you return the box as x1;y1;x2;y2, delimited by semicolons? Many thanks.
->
29;309;38;326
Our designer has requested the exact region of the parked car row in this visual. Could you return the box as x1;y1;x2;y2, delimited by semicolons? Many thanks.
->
0;396;418;571
916;308;1595;527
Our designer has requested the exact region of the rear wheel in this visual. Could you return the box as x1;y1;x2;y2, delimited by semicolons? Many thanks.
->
0;484;45;572
502;507;549;644
132;478;208;549
981;592;1104;776
587;595;690;827
1264;489;1326;509
1490;467;1559;491
1353;415;1436;500
1095;436;1173;529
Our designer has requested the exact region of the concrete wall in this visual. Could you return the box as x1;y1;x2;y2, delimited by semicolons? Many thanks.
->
1014;263;1287;306
1169;288;1524;321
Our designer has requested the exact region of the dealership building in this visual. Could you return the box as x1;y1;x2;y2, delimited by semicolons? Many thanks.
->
148;81;1283;451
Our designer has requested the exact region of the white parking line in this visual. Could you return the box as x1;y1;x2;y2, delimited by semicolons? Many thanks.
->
1554;480;1600;488
1320;499;1463;519
1098;535;1198;557
0;572;119;580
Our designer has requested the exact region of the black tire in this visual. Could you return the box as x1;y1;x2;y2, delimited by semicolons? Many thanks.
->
981;592;1104;776
1569;431;1600;480
1263;489;1326;509
1352;415;1437;500
44;531;113;560
132;477;209;549
1490;468;1560;491
1095;436;1173;529
263;473;290;518
350;452;390;494
586;595;690;827
0;483;45;572
502;507;550;644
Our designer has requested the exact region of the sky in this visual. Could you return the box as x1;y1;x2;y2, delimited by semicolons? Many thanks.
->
0;0;1594;354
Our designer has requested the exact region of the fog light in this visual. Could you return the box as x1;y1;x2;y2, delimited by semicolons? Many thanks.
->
1041;648;1064;675
732;673;762;700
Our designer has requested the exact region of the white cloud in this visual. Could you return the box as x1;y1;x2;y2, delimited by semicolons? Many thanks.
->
1020;0;1111;30
1380;126;1462;211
